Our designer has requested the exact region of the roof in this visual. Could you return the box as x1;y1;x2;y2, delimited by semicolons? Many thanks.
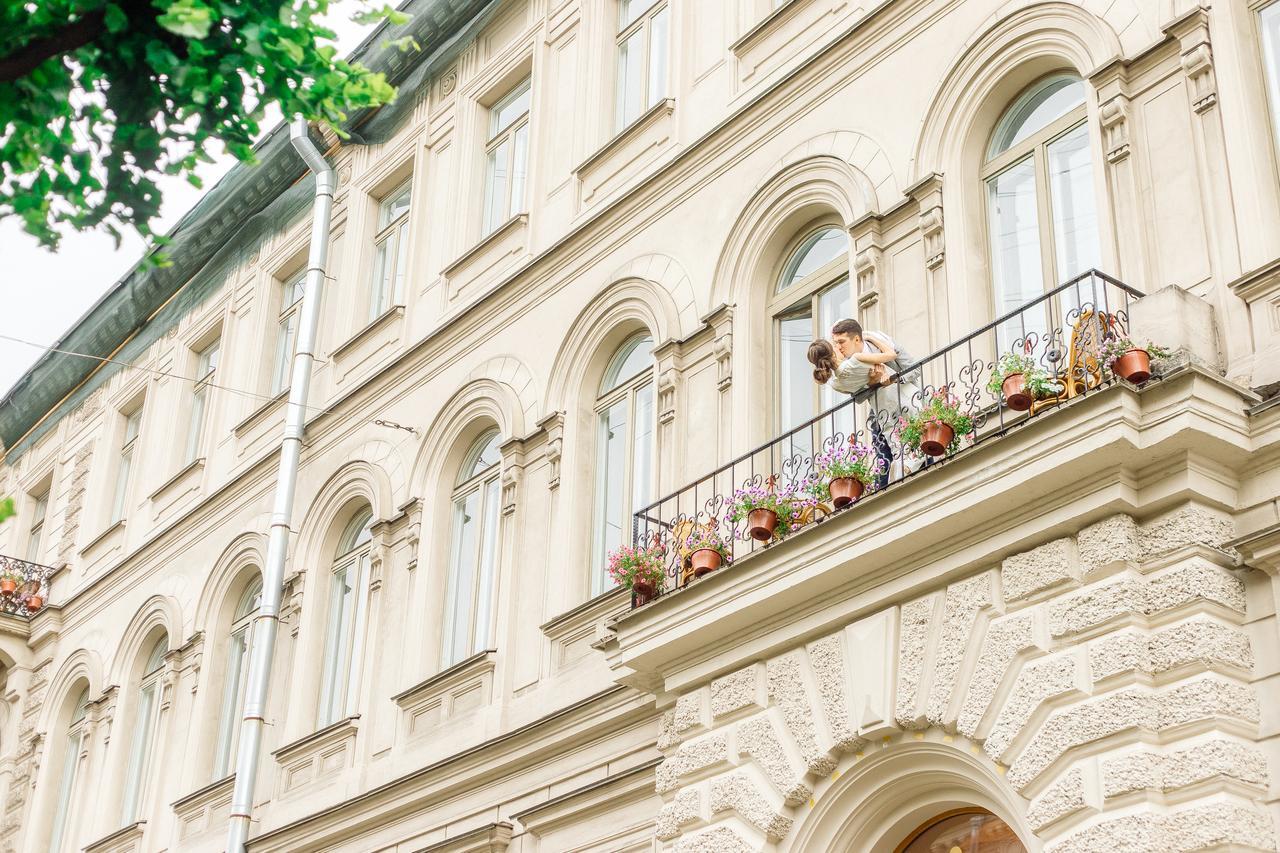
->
0;0;500;461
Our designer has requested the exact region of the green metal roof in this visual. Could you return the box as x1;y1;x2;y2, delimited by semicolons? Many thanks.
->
0;0;499;461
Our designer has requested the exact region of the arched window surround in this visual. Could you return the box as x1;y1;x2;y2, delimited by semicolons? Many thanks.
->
211;576;262;779
119;633;169;827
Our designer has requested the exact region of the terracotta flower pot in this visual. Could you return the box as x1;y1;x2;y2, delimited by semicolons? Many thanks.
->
1113;349;1151;384
631;578;657;606
25;595;42;613
746;508;779;541
919;422;955;457
829;477;865;508
1001;372;1033;412
0;579;15;596
691;548;722;577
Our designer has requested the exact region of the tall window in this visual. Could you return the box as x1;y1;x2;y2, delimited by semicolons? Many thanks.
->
616;0;669;130
897;809;1026;852
592;336;655;593
771;228;851;443
983;74;1099;347
370;183;411;320
442;431;502;666
110;407;142;524
185;338;220;464
121;638;167;824
482;80;531;236
318;511;373;727
26;489;48;563
1263;5;1280;148
272;273;305;395
212;579;262;779
47;687;89;853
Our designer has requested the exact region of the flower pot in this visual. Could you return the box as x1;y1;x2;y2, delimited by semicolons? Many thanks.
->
1001;372;1033;412
746;508;778;541
1113;349;1151;384
829;477;865;508
0;579;15;596
631;578;657;606
25;595;42;613
919;422;955;457
691;548;722;578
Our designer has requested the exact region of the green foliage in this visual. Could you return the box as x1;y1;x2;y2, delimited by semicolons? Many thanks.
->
896;388;974;456
1;0;414;251
0;497;13;525
985;352;1059;399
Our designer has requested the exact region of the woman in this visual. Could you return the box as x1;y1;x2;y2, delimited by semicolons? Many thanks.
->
807;338;924;485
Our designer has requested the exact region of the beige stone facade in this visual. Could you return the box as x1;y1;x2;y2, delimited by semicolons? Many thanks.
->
3;0;1280;851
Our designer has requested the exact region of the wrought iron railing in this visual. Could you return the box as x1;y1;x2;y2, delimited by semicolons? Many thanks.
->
631;270;1144;606
0;554;54;617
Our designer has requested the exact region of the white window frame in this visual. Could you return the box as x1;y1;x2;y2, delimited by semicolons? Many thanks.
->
1261;3;1280;158
185;338;220;464
441;432;503;667
591;337;656;594
318;513;372;727
110;407;142;524
272;273;305;395
615;0;670;131
482;80;531;236
47;688;89;853
120;639;167;825
369;183;411;321
26;488;48;563
212;580;262;779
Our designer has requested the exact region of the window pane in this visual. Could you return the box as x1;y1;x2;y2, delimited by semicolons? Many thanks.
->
1047;122;1100;283
443;491;481;665
632;383;654;513
491;81;531;136
121;682;156;822
48;731;81;853
617;28;645;128
111;448;133;523
378;185;411;228
273;313;297;394
901;811;1026;853
319;566;353;725
778;311;815;430
988;76;1086;157
509;122;529;218
647;6;669;108
817;280;855;426
462;432;503;483
987;158;1044;348
483;139;510;235
593;399;630;592
620;0;657;29
371;238;392;319
1265;6;1280;145
601;336;654;393
213;630;247;778
283;274;305;309
778;228;846;291
124;410;141;443
393;220;409;303
472;478;501;654
185;386;208;463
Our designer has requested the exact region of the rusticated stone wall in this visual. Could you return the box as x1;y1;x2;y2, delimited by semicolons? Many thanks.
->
654;504;1276;851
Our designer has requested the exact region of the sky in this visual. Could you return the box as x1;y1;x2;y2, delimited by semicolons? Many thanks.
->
0;5;373;399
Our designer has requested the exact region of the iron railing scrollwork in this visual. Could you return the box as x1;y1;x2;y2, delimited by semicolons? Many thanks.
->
0;554;55;617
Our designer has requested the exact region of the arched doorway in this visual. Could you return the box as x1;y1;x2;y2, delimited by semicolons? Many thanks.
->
895;809;1027;853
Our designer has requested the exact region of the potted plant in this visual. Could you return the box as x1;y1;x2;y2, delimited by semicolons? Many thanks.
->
986;353;1055;412
897;389;974;457
0;570;20;597
25;594;42;613
726;483;813;542
606;544;666;605
810;442;882;508
1102;337;1170;384
685;528;732;578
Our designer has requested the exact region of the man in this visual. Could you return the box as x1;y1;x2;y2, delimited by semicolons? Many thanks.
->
831;319;919;488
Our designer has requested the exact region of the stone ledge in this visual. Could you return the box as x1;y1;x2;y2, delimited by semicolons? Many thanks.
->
393;650;496;741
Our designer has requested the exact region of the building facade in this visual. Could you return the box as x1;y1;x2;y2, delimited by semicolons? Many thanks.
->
3;0;1280;850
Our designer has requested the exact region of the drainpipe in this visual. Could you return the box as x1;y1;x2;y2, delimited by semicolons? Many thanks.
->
225;116;335;853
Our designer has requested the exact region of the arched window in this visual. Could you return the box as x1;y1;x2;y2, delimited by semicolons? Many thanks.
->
592;335;655;594
770;227;851;450
121;637;167;824
47;687;89;853
442;431;503;666
319;509;373;727
983;74;1099;346
895;809;1026;852
212;579;262;778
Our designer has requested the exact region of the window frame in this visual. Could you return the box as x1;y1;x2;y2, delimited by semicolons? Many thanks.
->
184;338;220;465
26;488;49;563
591;336;656;594
482;79;532;236
272;272;306;395
47;687;89;853
614;0;670;131
110;406;143;524
1260;3;1280;163
120;639;167;825
212;580;262;779
441;431;503;667
318;511;373;728
369;182;412;321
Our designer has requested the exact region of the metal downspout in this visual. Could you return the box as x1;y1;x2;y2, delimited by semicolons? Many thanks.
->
225;116;335;853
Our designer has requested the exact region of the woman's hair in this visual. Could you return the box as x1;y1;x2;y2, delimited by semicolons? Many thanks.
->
807;339;838;384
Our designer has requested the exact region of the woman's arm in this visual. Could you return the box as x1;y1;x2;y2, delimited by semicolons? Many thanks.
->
852;349;897;365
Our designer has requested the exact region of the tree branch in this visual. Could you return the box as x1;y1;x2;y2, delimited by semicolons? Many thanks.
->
0;11;104;83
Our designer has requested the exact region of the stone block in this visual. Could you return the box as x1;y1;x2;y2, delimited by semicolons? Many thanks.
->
1078;514;1139;580
1139;505;1235;561
655;789;701;841
957;613;1036;739
1127;284;1221;374
735;715;811;806
767;651;835;774
926;573;993;728
709;772;792;842
1026;767;1088;831
710;664;764;721
1002;537;1080;602
674;824;757;853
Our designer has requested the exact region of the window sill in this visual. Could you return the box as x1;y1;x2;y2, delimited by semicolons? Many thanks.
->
730;0;804;55
540;587;629;674
232;388;289;438
393;649;497;741
84;820;146;853
171;774;233;841
442;214;529;302
148;457;204;503
730;0;846;86
329;304;405;362
80;518;125;558
272;715;360;796
574;98;675;206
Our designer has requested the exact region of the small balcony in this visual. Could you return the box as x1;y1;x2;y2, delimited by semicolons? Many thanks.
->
628;270;1145;608
0;554;54;618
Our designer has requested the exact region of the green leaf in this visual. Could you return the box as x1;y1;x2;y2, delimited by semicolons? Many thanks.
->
104;4;129;33
157;0;214;39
